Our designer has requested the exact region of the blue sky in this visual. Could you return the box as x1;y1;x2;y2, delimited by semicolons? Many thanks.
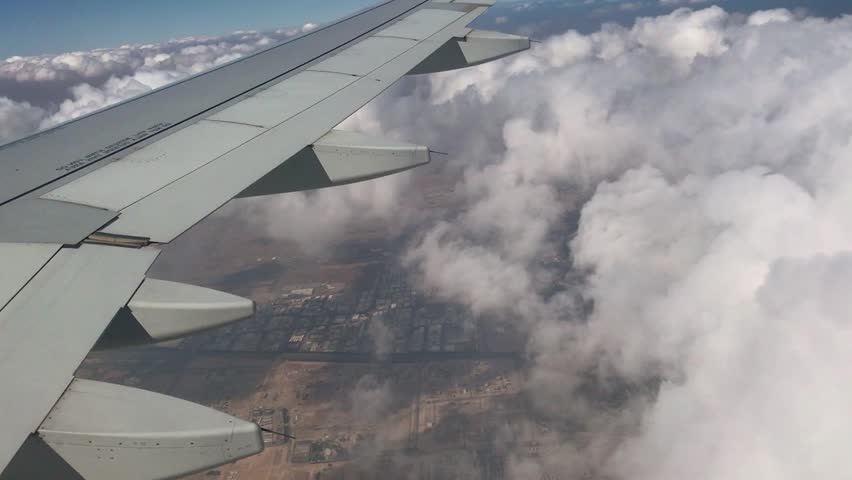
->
3;0;850;59
0;0;528;59
0;0;382;58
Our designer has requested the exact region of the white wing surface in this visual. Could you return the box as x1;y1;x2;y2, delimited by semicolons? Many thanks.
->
0;1;528;478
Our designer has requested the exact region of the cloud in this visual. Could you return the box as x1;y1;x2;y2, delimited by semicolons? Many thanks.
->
234;170;418;256
7;6;852;479
659;0;711;6
349;374;393;423
748;8;795;26
0;25;316;145
0;97;44;142
358;6;852;478
366;311;395;359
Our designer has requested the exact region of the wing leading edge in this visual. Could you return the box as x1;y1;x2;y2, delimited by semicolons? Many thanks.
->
0;1;529;478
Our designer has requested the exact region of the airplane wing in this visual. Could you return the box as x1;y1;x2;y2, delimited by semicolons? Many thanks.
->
0;1;528;478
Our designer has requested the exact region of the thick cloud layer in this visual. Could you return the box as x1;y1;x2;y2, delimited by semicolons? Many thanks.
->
360;6;852;479
7;6;852;479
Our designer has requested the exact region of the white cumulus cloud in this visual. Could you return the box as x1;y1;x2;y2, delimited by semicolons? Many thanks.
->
359;6;852;479
0;28;310;145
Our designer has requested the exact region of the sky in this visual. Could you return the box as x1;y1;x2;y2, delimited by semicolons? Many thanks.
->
0;0;379;58
4;0;850;59
0;0;539;59
8;0;852;478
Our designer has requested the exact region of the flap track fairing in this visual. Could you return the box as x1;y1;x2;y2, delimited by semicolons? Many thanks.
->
408;29;530;75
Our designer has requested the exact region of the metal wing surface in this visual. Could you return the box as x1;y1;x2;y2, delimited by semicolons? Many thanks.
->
0;1;528;478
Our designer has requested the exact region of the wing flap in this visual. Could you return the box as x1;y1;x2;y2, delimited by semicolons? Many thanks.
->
0;243;60;312
0;245;160;473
